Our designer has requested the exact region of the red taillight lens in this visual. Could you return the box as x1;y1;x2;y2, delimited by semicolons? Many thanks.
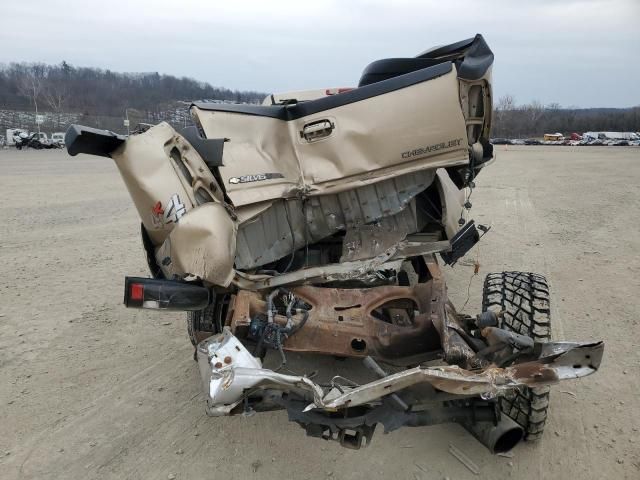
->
130;283;144;301
325;87;354;96
124;277;210;311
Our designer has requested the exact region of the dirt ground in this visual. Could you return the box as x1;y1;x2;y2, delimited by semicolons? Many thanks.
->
0;145;638;480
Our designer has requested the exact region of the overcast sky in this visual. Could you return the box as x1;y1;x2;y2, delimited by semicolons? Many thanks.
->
1;0;638;108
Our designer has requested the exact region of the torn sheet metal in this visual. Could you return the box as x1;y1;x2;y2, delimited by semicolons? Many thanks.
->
233;239;450;290
234;170;433;269
155;202;237;287
233;247;402;290
314;341;603;410
196;329;324;416
197;329;603;414
433;300;487;369
110;122;224;246
340;204;417;262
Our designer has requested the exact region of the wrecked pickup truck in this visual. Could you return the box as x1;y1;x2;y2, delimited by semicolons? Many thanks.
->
65;34;603;454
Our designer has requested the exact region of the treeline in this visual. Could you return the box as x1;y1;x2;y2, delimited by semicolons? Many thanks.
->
2;62;638;138
493;95;640;138
0;61;267;117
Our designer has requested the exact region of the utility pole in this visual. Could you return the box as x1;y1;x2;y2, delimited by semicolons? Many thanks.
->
124;108;130;135
34;83;41;136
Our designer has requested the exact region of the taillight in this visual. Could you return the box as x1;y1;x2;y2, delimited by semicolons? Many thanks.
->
124;277;209;311
325;87;354;96
130;283;144;301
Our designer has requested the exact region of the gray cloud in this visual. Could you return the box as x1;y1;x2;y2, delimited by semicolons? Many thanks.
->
1;0;638;107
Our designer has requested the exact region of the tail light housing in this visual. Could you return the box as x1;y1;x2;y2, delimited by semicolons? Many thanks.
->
124;277;209;311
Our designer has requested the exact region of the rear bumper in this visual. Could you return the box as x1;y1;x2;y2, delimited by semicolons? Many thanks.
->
197;329;603;415
195;328;602;451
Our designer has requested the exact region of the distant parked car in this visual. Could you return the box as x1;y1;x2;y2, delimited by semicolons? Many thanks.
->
543;133;564;142
6;128;28;146
51;132;65;146
14;132;60;150
491;138;512;145
511;139;525;145
524;138;542;145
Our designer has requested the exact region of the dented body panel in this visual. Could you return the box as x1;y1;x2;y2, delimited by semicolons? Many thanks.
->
68;36;495;282
192;66;469;206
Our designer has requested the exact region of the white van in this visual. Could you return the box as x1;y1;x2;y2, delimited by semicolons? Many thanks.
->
51;132;65;146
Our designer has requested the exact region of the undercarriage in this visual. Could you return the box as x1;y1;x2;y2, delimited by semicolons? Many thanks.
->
188;261;603;452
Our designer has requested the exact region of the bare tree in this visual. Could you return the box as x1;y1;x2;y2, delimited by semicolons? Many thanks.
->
494;95;516;137
15;63;47;132
523;100;545;124
1;61;636;137
496;94;515;111
42;65;70;127
16;64;45;110
42;78;68;113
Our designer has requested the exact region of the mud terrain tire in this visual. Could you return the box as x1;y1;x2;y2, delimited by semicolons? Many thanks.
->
187;293;231;348
187;305;216;347
482;272;551;441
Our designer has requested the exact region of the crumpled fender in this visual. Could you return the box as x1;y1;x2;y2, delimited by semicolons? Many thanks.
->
155;203;237;287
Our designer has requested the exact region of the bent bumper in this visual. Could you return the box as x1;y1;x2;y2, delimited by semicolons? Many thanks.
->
197;328;604;415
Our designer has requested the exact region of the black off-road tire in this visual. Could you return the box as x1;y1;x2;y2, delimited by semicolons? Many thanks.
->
187;305;217;347
482;272;551;441
187;293;231;360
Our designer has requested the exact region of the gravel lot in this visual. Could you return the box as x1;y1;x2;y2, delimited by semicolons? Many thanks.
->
0;146;638;479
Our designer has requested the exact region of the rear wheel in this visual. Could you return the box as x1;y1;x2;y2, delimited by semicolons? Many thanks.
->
482;271;551;441
187;306;216;347
187;293;230;349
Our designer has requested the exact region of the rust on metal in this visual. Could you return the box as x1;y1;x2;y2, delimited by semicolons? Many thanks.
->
509;363;558;384
229;282;444;360
424;255;443;281
431;293;485;369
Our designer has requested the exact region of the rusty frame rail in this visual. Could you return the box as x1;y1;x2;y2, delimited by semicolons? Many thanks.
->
228;281;445;360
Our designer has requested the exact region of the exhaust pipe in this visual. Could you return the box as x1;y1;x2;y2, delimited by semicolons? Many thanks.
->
461;415;524;454
361;356;523;454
